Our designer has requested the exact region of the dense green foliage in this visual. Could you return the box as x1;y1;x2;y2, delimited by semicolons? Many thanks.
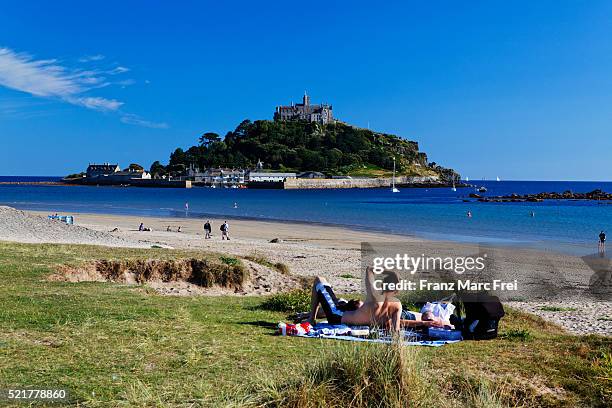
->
151;119;457;179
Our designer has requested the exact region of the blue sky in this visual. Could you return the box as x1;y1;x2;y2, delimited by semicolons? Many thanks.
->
1;1;611;180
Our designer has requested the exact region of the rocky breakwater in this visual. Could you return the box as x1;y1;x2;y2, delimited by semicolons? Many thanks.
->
469;189;612;203
468;189;612;203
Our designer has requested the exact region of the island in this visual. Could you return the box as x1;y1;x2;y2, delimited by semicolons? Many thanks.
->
64;93;461;189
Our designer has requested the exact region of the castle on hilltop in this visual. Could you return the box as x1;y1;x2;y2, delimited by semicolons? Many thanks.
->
274;92;334;124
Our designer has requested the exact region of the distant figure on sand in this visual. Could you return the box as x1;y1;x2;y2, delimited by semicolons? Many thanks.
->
204;220;212;239
467;211;472;218
166;225;171;232
599;231;606;254
139;223;144;231
220;221;230;240
177;226;182;233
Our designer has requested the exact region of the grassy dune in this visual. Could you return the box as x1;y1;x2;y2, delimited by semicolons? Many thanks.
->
0;242;610;407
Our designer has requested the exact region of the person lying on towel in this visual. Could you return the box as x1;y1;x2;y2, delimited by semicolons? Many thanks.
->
308;267;403;331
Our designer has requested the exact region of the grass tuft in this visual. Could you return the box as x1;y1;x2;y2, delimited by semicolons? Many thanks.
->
500;328;532;341
260;290;310;313
244;253;290;275
250;340;439;407
539;306;578;312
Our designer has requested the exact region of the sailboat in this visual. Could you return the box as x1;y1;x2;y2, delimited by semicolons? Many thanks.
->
391;157;400;193
465;176;469;182
496;176;501;182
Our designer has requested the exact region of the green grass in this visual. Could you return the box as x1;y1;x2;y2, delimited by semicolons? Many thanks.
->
539;306;578;312
0;242;610;407
345;163;439;179
260;289;311;313
339;273;358;279
499;328;532;342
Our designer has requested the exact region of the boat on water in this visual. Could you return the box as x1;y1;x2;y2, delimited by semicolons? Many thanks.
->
496;176;501;182
391;157;400;193
478;186;487;192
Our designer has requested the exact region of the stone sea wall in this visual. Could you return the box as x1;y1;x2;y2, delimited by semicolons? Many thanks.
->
283;176;440;189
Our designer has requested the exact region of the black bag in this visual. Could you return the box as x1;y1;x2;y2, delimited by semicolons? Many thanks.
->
458;294;505;340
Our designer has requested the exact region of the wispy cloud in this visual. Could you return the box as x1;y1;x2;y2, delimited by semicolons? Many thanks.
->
0;46;167;128
70;96;124;111
120;113;168;129
109;66;129;74
78;54;105;63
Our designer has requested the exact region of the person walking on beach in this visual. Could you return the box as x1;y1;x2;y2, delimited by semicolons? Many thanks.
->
204;220;212;239
220;221;230;240
599;231;606;254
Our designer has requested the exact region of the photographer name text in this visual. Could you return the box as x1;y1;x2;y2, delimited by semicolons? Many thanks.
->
376;279;519;292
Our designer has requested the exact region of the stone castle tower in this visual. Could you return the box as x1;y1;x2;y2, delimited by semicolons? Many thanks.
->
274;92;333;124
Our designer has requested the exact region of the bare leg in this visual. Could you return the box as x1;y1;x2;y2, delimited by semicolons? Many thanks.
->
309;276;329;323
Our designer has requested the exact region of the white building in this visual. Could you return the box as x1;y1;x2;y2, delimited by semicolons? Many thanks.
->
247;172;296;182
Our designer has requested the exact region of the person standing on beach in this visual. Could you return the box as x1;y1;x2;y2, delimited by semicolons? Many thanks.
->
204;220;212;239
599;231;606;254
220;221;230;240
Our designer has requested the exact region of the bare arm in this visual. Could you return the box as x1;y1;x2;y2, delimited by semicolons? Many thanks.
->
400;319;444;328
364;266;378;302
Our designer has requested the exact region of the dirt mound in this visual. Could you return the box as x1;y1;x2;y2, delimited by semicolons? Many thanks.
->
52;257;303;296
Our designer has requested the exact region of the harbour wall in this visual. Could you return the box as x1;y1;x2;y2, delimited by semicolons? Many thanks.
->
283;176;440;189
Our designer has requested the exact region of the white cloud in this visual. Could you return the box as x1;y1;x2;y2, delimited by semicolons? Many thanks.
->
109;66;129;74
0;47;116;109
78;54;105;62
0;48;85;97
120;113;168;129
72;96;124;111
0;46;167;128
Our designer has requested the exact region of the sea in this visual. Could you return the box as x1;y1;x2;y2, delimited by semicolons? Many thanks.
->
1;177;611;255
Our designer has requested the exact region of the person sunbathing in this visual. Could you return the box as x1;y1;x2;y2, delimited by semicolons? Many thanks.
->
308;267;402;331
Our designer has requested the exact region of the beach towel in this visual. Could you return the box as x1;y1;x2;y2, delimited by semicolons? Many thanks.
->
277;322;461;347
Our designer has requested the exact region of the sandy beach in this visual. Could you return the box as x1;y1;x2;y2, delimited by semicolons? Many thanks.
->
1;206;610;336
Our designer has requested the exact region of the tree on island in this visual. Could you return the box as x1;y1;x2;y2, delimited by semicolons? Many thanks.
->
125;163;144;172
199;132;221;147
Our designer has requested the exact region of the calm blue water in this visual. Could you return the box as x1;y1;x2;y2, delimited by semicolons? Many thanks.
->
1;178;610;255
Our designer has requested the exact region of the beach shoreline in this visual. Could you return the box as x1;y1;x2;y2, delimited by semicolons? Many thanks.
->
2;207;610;336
